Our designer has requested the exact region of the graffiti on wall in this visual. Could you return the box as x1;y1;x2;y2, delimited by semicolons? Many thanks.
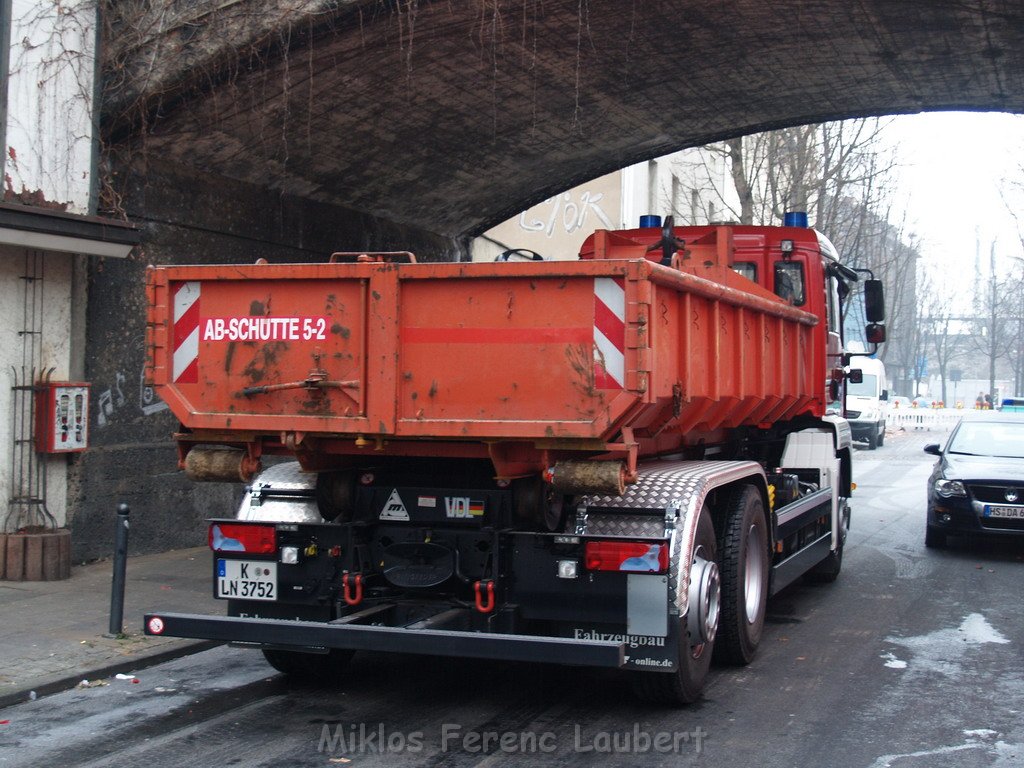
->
517;190;614;238
96;370;168;427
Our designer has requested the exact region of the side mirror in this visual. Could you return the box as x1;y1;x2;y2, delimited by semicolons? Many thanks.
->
880;390;889;401
864;279;885;322
923;444;942;456
848;368;864;384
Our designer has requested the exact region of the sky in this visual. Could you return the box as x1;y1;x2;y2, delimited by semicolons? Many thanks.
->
884;111;1024;308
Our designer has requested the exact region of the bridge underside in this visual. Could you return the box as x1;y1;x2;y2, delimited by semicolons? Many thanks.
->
104;0;1024;242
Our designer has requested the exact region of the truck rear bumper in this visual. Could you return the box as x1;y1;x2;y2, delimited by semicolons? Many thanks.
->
144;612;626;668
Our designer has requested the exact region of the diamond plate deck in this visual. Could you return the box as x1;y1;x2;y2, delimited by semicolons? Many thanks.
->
236;461;323;523
578;513;666;538
581;459;767;618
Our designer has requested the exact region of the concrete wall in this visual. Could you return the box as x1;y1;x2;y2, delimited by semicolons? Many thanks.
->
69;158;459;561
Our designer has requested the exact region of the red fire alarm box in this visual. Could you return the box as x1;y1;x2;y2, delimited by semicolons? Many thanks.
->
35;382;90;453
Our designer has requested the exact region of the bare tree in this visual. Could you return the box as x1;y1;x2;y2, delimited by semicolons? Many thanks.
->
688;119;896;230
921;277;968;405
670;118;919;366
725;137;755;225
966;240;1019;401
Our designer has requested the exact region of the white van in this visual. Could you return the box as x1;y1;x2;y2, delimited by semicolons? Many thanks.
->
846;356;888;449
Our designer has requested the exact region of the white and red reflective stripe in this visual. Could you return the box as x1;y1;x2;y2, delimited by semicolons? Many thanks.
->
593;277;625;389
172;281;200;384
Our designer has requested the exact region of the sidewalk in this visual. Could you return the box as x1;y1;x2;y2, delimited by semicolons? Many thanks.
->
0;547;221;709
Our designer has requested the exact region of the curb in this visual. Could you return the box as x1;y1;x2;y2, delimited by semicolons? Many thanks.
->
0;639;221;711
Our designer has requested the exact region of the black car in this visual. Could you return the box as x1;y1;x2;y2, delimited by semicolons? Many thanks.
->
924;413;1024;548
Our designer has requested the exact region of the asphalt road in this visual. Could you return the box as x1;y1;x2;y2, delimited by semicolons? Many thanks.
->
2;426;1022;768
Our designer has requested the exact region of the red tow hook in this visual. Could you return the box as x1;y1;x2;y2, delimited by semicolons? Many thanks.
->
474;580;495;614
342;571;363;606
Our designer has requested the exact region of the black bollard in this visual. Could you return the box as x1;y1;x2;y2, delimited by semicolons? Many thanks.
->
108;503;130;636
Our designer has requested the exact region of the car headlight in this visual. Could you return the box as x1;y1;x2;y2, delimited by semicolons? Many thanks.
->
935;479;966;498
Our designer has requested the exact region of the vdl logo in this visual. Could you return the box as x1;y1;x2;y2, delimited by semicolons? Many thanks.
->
445;497;484;519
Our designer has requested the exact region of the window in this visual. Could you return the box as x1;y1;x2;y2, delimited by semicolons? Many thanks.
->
948;421;1024;459
825;275;841;334
774;261;805;305
733;262;757;282
847;374;878;397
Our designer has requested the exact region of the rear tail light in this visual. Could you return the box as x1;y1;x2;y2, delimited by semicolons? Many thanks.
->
209;523;276;554
584;540;669;573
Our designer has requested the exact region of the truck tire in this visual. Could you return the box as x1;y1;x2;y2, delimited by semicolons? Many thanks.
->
713;486;768;666
262;648;355;682
316;470;357;522
877;423;885;447
632;507;718;705
866;429;878;450
807;501;849;584
513;476;568;532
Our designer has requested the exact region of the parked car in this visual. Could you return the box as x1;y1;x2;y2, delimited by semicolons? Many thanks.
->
924;412;1024;548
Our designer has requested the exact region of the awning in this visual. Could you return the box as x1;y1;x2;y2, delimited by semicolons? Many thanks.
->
0;203;140;258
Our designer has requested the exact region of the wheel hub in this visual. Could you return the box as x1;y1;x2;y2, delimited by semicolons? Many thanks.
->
687;554;720;645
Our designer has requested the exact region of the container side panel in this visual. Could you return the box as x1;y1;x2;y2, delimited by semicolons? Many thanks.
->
395;275;629;438
166;277;374;432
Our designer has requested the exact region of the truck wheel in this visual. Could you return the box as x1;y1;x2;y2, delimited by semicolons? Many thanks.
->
262;648;355;682
631;507;718;706
513;476;568;532
316;470;356;522
807;501;849;584
866;430;878;450
877;424;885;447
713;486;768;665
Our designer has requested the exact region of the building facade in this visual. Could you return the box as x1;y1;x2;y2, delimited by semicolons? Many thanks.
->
1;0;136;546
474;149;740;260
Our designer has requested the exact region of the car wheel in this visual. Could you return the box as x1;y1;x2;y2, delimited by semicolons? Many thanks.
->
866;430;878;450
924;525;947;549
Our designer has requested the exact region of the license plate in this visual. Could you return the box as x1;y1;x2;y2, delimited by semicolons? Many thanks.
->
217;559;277;600
984;505;1024;519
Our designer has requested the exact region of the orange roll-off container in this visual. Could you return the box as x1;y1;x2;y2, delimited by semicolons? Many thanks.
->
145;226;826;479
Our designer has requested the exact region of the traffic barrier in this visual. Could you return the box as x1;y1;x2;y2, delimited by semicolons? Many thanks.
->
886;407;960;431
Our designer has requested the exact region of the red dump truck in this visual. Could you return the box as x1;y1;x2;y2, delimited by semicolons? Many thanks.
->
142;216;884;704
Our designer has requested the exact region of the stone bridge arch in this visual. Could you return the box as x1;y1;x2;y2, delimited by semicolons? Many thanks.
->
103;0;1024;243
